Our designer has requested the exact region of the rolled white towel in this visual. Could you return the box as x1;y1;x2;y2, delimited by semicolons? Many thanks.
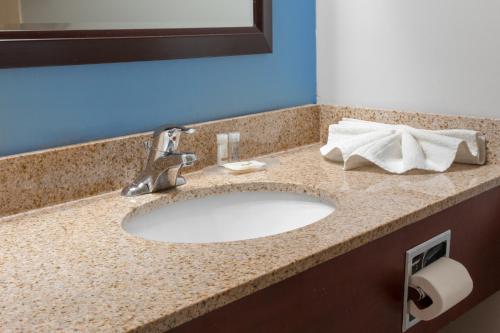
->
320;118;486;174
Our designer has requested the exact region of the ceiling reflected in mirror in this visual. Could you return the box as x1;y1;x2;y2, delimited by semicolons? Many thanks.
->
0;0;254;31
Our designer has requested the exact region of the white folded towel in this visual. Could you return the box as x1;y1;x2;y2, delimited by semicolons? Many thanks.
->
320;118;486;174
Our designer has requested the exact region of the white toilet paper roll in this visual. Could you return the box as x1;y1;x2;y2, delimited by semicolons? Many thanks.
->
409;257;473;321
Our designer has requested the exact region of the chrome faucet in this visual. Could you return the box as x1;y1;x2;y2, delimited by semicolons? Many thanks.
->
122;125;197;197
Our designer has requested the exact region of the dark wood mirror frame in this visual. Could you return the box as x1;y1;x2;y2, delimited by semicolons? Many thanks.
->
0;0;272;68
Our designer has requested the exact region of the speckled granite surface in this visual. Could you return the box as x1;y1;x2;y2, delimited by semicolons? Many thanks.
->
1;105;499;332
1;144;500;333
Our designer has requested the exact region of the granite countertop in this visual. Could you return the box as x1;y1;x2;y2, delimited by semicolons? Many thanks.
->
2;144;500;333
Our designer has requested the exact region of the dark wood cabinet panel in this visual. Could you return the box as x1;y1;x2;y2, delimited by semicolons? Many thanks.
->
170;185;500;333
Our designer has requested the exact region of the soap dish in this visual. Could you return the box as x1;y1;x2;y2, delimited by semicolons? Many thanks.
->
202;157;278;177
223;160;267;174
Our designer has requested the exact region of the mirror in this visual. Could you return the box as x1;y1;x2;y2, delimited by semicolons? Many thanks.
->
0;0;254;31
0;0;272;68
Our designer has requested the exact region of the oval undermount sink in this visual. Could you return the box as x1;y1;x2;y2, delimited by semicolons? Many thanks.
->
122;191;335;244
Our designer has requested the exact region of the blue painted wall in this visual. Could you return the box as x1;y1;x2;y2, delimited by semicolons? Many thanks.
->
0;0;316;156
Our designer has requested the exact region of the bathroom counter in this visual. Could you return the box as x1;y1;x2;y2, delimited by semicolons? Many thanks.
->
1;144;500;333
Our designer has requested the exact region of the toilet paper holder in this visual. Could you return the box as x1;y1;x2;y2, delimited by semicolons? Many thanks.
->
407;285;433;309
402;230;451;332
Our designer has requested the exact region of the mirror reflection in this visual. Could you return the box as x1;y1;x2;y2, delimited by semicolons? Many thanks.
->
0;0;254;31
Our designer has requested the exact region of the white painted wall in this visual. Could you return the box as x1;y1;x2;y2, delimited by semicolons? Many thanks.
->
20;0;253;29
317;0;500;118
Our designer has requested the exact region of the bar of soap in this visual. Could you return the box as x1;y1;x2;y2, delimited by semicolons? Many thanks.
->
223;160;267;173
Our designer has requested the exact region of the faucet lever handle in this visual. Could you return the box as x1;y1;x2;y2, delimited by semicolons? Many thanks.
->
153;124;195;137
152;124;196;153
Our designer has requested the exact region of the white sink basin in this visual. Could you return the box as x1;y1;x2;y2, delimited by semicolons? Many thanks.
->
122;191;335;244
